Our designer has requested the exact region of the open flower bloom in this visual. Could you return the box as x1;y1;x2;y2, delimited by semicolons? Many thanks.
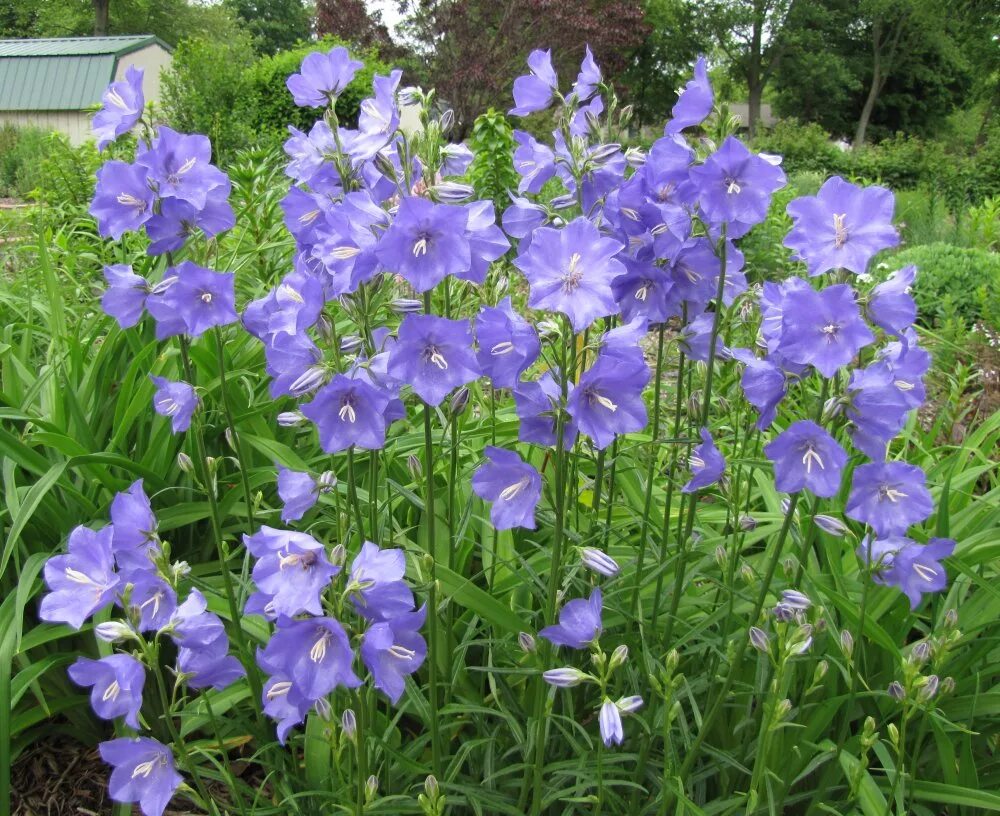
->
514;216;625;333
90;160;154;239
244;527;340;618
665;55;712;134
475;297;540;389
126;573;177;631
361;606;427;703
168;589;226;649
682;428;726;494
349;542;415;622
286;46;363;107
93;65;144;150
858;536;955;609
102;264;148;328
572;45;601;101
567;353;649;450
540;587;603;649
262;671;312;744
376;197;472;292
785;176;899;276
777;283;874;378
136;126;228;210
868;265;917;336
844;362;915;460
763;420;848;498
149;375;199;433
276;467;319;522
69;654;145;729
510;48;558;116
387;314;480;406
846;462;934;537
145;261;237;339
257;615;361;702
99;738;182;816
40;525;118;629
471;446;543;530
301;374;393;452
513;130;557;194
178;632;245;690
730;349;788;431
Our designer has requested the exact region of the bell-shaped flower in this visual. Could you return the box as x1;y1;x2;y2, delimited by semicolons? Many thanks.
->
665;55;713;134
126;573;177;632
145;261;237;339
387;314;480;406
149;376;198;433
276;467;319;522
69;654;145;729
361;606;427;703
682;428;725;493
514;371;578;449
301;374;393;451
540;587;603;649
98;737;181;816
763;420;848;497
348;542;415;622
567;354;649;450
286;46;363;107
730;349;788;430
93;65;144;150
868;265;916;336
178;633;244;690
612;257;677;324
689;137;786;232
859;536;955;609
599;697;624;746
40;525;118;629
90;160;154;239
777;283;874;378
572;45;602;100
475;297;540;388
459;200;510;284
136;126;227;210
102;264;148;328
846;462;933;537
262;672;312;744
472;446;543;530
513;130;557;194
844;363;914;460
244;526;340;618
376;197;471;292
257;615;361;702
110;479;160;574
168;589;225;649
510;49;558;116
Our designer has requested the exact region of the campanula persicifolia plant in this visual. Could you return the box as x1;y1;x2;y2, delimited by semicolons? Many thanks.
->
32;44;983;816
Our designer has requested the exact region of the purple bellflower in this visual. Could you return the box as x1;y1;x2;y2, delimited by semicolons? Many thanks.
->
844;362;915;460
145;261;237;339
689;137;786;233
514;217;625;333
868;265;917;336
513;372;578;449
778;283;874;378
361;606;427;703
612;257;676;324
540;587;603;649
126;573;177;632
301;374;393;452
169;589;225;650
763;420;849;497
471;446;543;530
243;269;323;344
784;177;899;276
145;191;236;255
40;525;118;629
101;264;148;329
277;467;319;522
110;479;160;574
859;536;955;609
568;354;650;450
149;375;199;433
93;65;144;150
682;428;726;493
475;297;540;388
348;542;416;623
376;197;471;292
573;45;602;100
287;47;364;107
178;634;245;690
599;698;624;746
258;615;361;702
459;200;510;284
90;160;154;239
99;737;182;816
262;672;312;744
68;654;145;729
846;462;934;537
665;55;712;134
730;349;788;430
136;126;227;210
503;196;548;241
387;314;480;406
513;130;557;194
244;526;340;618
510;49;558;116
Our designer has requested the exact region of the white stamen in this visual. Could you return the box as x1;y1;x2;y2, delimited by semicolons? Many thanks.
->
490;341;515;356
650;223;668;235
593;394;617;412
412;237;428;257
620;207;640;221
913;562;937;581
562;253;584;293
330;245;361;260
106;88;128;109
499;477;531;502
895;379;915;391
200;292;213;303
833;213;849;248
726;179;742;195
310;631;331;663
64;567;95;585
116;192;146;209
102;680;121;702
880;485;908;503
299;209;320;225
339;403;357;423
801;446;825;473
635;284;649;302
132;759;157;779
139;592;163;619
388;645;417;660
267;681;293;700
155;397;180;416
176;157;197;176
689;454;705;470
279;284;304;303
429;351;448;370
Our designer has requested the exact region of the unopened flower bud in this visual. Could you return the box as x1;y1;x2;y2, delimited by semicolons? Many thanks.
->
580;547;620;577
449;386;470;416
329;544;346;568
589;143;621;165
686;395;701;417
313;696;332;720
790;624;814;654
839;630;854;657
365;775;378;801
910;641;931;666
888;681;906;700
609;644;629;670
549;193;576;210
749;626;770;653
432;181;475;203
821;396;845;423
940;676;955;695
518;632;536;653
341;709;357;741
277;410;306;427
536;319;561;339
373;151;398;179
944;608;958;630
224;427;237;451
665;649;680;673
585;109;602;135
339;334;363;354
814;514;848;537
616;695;643;714
624;146;646;167
740;563;755;585
714;545;727;569
438;109;454;133
170;560;191;580
775;698;793;721
918;675;939;702
813;660;829;684
887;722;900;747
95;621;138;643
289;365;328;396
781;498;793;516
781;590;811;611
319;471;337;491
543;667;589;688
424;774;440;800
391;298;423;314
739;514;757;531
408;454;422;480
176;452;194;473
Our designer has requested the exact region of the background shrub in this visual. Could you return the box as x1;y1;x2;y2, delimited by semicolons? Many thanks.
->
0;125;49;198
466;108;518;209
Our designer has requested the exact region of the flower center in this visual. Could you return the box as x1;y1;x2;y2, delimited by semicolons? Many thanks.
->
330;245;361;260
131;756;164;779
820;323;840;341
155;396;181;416
139;591;163;619
388;644;416;660
725;178;742;195
299;209;320;225
200;291;213;304
895;379;914;391
166;157;197;186
913;562;937;581
878;484;908;503
490;341;515;356
106;88;128;109
689;453;705;470
310;629;332;663
116;192;147;211
620;206;640;221
588;391;618;412
339;395;357;423
561;253;584;293
412;235;429;257
267;681;293;700
279;549;318;570
279;284;305;303
635;282;651;301
801;443;825;473
833;213;849;248
102;680;121;701
424;345;449;370
499;476;531;501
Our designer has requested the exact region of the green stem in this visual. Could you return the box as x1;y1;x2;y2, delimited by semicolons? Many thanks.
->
213;328;257;537
356;693;368;816
346;446;366;545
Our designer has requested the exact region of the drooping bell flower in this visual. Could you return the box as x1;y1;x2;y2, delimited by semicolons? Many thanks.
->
348;542;415;622
110;479;160;573
573;45;602;101
858;536;955;609
471;446;543;530
376;197;471;292
301;374;393;452
682;428;725;493
502;196;548;241
98;737;182;816
262;671;312;744
145;261;237;339
599;698;624;746
784;177;899;276
510;49;558;116
177;633;245;690
844;362;914;460
145;190;236;255
102;264;148;328
312;196;386;296
93;65;144;150
868;265;917;336
242;270;323;345
136;126;228;210
284;121;336;185
730;349;788;431
68;654;145;729
258;615;361;702
514;216;625;333
459;200;510;284
359;69;403;143
513;372;578;449
777;283;874;378
540;587;603;649
689;137;786;232
40;525;118;629
846;462;934;537
678;311;726;363
612;257;677;324
361;606;427;703
149;375;199;433
763;420;848;498
567;354;649;450
665;55;712;134
386;314;480;406
276;467;319;522
287;46;364;107
513;130;557;194
90;160;154;239
168;589;225;649
475;297;540;389
244;527;340;619
126;573;177;631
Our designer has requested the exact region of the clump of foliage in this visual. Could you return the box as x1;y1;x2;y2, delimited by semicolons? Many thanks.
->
465;109;518;209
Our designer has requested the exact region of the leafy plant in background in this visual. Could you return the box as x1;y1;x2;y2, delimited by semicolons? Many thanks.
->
466;109;519;210
2;39;999;816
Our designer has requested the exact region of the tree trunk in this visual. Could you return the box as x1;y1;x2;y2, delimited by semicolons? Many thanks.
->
854;20;882;149
747;8;764;136
93;0;110;36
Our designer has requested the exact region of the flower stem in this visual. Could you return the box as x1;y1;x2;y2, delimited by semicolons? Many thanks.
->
213;328;257;537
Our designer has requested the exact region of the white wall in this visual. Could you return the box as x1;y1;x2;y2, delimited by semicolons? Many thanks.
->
114;44;172;108
0;110;91;144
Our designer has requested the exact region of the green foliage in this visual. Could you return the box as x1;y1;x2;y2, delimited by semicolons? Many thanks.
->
889;242;1000;329
752;119;851;176
223;0;312;55
466;109;518;209
0;125;48;199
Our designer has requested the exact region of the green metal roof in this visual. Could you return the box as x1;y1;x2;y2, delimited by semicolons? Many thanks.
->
0;36;171;112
